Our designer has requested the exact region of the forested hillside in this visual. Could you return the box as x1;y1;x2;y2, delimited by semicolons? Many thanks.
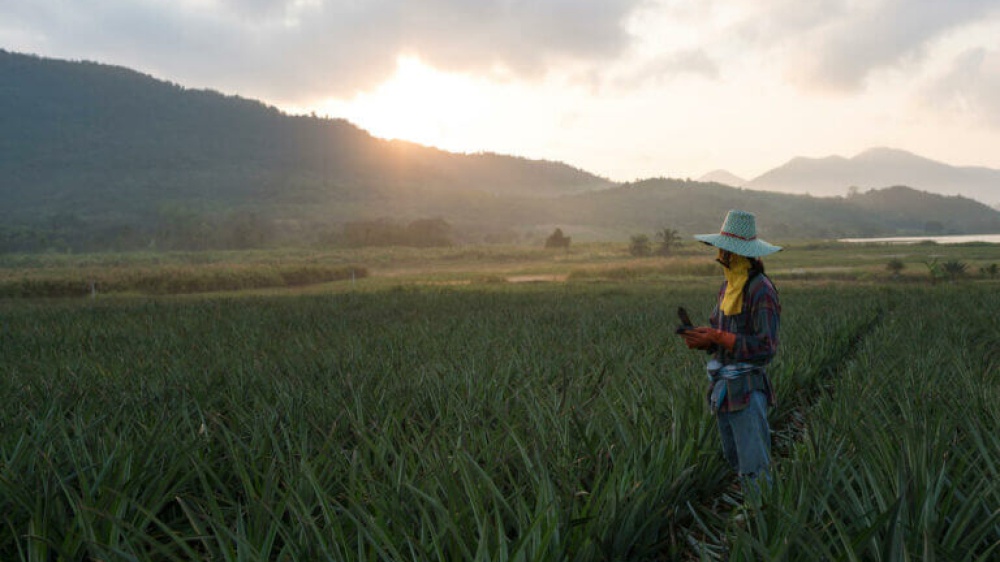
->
2;50;999;253
551;179;1000;240
0;50;607;251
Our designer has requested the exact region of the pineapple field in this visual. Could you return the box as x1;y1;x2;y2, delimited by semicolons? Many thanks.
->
1;244;998;560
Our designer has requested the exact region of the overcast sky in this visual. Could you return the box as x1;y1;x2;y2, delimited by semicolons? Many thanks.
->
3;0;1000;182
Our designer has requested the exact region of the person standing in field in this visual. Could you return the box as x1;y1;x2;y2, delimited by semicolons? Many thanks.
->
679;209;781;484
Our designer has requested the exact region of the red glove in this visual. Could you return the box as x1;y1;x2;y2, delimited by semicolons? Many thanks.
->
681;327;737;351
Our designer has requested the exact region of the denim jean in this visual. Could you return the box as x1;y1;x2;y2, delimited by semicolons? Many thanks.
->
716;390;771;479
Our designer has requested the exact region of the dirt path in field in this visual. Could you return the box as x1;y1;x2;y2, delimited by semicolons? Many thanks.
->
505;274;568;283
420;274;568;285
770;304;890;452
689;303;892;559
375;266;570;285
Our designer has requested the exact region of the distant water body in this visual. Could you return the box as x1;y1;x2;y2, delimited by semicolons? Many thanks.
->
839;234;1000;244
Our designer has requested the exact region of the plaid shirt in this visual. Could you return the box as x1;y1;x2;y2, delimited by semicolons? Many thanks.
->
709;272;781;365
708;272;780;411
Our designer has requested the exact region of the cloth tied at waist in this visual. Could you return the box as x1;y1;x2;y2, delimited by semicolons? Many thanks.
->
706;360;768;414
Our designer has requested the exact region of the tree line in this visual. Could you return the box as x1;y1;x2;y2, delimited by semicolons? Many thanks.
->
0;212;459;254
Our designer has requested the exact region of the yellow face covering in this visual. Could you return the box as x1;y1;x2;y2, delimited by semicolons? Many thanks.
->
719;250;751;316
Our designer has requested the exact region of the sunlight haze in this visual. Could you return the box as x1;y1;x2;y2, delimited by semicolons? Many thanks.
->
3;0;999;182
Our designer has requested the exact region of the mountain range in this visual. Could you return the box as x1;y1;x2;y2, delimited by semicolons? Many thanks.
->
700;149;1000;208
2;49;999;252
744;148;1000;206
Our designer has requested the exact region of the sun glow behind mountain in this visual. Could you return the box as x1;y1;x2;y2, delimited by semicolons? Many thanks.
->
312;56;494;152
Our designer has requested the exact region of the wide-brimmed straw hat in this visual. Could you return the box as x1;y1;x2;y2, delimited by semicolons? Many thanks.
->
694;209;782;258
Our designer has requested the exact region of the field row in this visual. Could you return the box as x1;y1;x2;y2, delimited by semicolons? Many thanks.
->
1;283;997;560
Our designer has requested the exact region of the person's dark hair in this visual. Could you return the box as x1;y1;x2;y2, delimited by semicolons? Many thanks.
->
747;258;777;298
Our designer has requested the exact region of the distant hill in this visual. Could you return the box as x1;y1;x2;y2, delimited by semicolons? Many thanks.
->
2;50;999;252
697;170;747;187
748;147;1000;206
550;180;1000;240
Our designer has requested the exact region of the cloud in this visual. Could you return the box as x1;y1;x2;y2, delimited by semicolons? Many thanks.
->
646;49;719;79
924;47;1000;127
0;0;645;101
734;0;1000;92
398;1;639;70
5;0;998;117
606;49;720;90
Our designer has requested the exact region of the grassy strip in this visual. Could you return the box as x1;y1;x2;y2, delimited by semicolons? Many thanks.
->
0;264;367;297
